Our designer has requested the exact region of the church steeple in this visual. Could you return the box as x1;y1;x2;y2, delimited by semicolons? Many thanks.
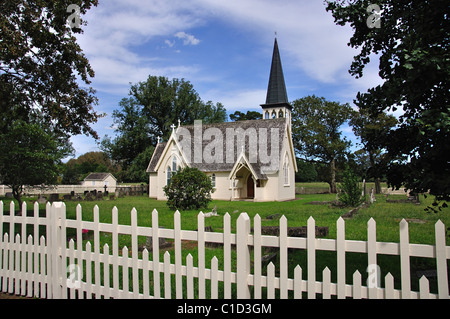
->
261;38;292;122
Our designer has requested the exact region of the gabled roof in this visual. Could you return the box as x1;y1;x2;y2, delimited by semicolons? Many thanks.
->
261;38;292;110
147;118;290;179
84;172;116;181
147;142;167;172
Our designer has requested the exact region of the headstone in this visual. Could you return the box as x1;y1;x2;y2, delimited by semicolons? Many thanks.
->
37;195;47;204
144;227;171;250
49;193;59;202
370;187;376;204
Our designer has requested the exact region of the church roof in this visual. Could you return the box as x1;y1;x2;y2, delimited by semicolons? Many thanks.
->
261;38;291;110
147;118;289;180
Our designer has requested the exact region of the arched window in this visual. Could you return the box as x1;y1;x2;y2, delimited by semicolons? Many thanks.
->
265;111;270;119
167;166;172;185
272;111;277;119
211;173;216;187
279;110;284;118
283;155;289;185
172;156;177;171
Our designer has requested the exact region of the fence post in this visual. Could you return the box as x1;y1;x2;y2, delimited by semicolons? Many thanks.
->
236;213;251;298
49;202;65;299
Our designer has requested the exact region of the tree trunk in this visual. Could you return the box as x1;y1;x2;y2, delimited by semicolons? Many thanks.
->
330;158;337;193
11;185;23;215
375;177;382;194
369;151;382;194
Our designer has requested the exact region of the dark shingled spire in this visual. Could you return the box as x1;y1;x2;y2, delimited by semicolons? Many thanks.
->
261;38;291;110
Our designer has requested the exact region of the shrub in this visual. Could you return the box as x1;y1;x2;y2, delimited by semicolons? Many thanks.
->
338;166;363;207
163;167;214;210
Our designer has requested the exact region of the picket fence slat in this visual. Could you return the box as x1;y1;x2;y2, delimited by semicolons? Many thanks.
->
0;201;448;299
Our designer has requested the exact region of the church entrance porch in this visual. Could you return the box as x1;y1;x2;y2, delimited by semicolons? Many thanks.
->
230;164;258;201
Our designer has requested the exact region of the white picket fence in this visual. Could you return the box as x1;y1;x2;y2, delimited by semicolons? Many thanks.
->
0;201;448;299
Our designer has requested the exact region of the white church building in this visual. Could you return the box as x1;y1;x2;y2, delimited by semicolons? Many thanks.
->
147;38;297;202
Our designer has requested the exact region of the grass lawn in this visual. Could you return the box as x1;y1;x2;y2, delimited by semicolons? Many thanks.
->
1;192;448;297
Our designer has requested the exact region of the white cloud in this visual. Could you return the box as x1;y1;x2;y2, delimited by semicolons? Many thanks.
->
203;89;266;112
175;31;201;46
165;39;175;47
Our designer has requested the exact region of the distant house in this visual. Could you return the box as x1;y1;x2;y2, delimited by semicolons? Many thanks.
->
82;173;117;191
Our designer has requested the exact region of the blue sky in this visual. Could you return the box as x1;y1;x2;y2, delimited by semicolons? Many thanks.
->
69;0;385;159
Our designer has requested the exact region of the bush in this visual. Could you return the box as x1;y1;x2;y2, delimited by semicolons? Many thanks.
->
338;166;363;207
163;167;214;210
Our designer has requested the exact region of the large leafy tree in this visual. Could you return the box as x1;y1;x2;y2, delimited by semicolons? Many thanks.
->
101;75;227;182
0;121;72;207
326;0;450;205
229;110;262;121
292;95;353;193
350;108;397;193
0;0;100;138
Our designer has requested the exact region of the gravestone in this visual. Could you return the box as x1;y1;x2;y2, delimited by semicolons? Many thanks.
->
49;193;59;202
143;227;171;250
37;195;47;204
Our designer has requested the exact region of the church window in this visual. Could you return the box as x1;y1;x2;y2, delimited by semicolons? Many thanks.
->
172;156;177;171
279;110;284;118
283;155;289;185
272;111;277;119
211;174;216;187
167;166;172;185
265;111;269;119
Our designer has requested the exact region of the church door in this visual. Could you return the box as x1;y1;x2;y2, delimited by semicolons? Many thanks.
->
247;176;254;199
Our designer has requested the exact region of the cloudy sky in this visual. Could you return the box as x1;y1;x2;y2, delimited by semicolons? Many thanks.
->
69;0;384;158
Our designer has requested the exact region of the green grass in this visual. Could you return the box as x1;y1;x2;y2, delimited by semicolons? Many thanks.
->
1;192;449;297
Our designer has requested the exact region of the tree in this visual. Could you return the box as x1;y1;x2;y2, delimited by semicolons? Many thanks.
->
62;151;117;183
131;75;226;140
0;0;100;138
295;159;318;183
229;110;262;121
163;167;214;211
350;108;397;193
292;95;353;193
101;75;227;182
326;0;450;205
338;165;363;207
0;121;72;207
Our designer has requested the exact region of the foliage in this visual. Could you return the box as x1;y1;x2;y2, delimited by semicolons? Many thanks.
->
326;0;450;205
101;75;227;182
338;165;363;207
0;0;100;138
163;167;214;211
291;95;353;193
62;151;118;184
350;108;397;193
295;159;318;183
229;110;262;121
0;121;72;207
